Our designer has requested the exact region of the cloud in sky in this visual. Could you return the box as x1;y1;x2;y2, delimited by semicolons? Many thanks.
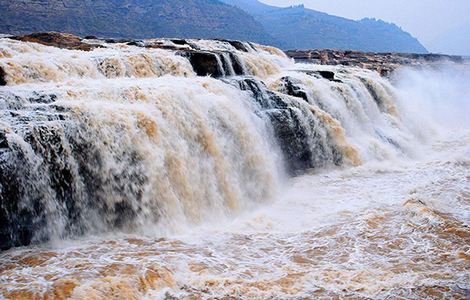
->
260;0;470;55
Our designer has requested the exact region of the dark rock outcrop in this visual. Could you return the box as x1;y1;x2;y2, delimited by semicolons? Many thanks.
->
11;32;101;51
0;66;6;86
316;71;335;81
178;49;247;78
170;39;189;46
181;51;225;77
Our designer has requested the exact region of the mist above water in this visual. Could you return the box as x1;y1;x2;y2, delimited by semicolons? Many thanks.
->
394;64;470;131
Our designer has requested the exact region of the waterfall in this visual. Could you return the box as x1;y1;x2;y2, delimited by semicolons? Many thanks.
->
0;35;418;250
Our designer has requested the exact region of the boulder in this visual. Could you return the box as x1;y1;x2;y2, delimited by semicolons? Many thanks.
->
10;32;101;51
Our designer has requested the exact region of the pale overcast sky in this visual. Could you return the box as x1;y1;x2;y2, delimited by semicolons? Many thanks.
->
260;0;470;55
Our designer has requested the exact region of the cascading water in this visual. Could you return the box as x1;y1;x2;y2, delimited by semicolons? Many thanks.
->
0;37;413;248
0;35;468;299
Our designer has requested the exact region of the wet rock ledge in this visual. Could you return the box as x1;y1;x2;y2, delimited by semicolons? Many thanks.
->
10;32;103;51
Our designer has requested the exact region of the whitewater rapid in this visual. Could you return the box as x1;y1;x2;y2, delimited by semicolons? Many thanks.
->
0;36;469;299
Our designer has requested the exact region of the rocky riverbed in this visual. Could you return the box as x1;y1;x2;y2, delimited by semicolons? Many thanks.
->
286;49;466;76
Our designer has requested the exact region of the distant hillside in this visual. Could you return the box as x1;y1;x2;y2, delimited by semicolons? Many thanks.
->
222;0;428;53
0;0;275;44
0;0;428;53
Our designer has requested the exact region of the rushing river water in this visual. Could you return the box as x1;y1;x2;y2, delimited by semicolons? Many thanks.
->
0;37;468;299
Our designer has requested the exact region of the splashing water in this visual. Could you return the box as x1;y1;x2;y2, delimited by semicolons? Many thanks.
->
0;37;469;299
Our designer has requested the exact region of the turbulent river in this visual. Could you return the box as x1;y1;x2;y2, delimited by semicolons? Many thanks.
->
0;37;468;299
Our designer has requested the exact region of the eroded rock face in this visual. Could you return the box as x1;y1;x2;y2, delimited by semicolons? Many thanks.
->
10;32;101;51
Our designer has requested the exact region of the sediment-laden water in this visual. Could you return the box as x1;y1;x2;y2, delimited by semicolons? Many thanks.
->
0;37;468;299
